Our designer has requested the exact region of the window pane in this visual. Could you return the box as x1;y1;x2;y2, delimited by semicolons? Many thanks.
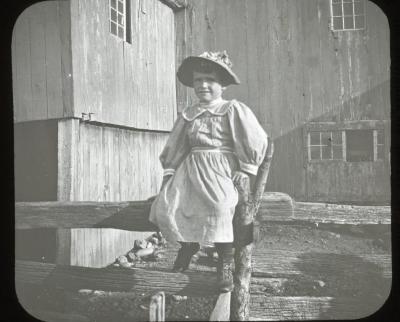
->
332;145;343;159
118;13;124;25
322;145;332;159
343;2;354;15
310;132;320;145
332;131;342;144
111;9;117;22
321;132;332;146
344;16;354;29
332;0;342;3
118;0;124;13
333;17;344;30
354;15;365;29
310;146;320;160
111;0;117;9
346;129;374;162
332;3;343;16
354;1;364;14
342;0;353;3
377;145;384;160
118;26;124;38
110;22;117;35
377;130;384;144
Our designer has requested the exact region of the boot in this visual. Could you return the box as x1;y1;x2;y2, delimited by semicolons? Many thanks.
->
172;242;200;272
215;243;234;293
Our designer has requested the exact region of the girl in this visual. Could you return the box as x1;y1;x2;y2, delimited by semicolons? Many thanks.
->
149;51;268;292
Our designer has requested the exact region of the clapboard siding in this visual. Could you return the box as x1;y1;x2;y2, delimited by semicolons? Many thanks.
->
70;0;176;130
58;119;168;201
12;1;72;123
176;0;390;202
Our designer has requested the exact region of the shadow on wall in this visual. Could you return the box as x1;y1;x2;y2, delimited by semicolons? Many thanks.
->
267;80;390;203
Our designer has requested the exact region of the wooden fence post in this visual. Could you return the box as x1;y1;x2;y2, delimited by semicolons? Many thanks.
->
231;139;274;321
149;291;165;322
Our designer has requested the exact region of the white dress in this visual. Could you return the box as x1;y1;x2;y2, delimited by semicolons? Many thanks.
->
149;99;268;246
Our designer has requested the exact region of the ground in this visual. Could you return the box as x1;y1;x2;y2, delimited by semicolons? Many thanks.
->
18;222;391;321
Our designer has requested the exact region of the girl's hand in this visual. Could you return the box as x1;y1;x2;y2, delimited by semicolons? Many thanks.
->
232;171;256;191
232;171;250;186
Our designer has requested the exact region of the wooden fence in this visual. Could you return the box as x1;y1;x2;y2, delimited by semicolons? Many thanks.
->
15;194;391;321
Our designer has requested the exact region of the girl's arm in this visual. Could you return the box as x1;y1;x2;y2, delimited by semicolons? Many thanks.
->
228;101;269;179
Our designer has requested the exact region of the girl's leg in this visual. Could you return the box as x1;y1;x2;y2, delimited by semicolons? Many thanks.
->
215;242;234;292
172;242;200;272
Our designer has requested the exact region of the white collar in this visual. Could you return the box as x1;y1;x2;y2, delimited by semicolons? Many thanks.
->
181;99;235;121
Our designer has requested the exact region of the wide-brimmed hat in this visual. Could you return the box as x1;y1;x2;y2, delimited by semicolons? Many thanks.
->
177;51;240;87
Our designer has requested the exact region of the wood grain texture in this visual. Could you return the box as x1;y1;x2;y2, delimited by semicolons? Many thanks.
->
12;2;68;122
176;0;390;202
249;295;386;320
69;229;154;267
15;260;221;296
16;260;390;320
70;0;176;130
15;193;391;230
57;120;168;201
209;292;231;321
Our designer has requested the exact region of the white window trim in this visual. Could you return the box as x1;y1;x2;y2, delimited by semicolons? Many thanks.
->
307;128;384;163
109;0;129;42
308;131;344;161
330;0;366;32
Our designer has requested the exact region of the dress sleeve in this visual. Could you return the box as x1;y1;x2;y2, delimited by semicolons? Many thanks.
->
227;101;269;176
159;115;190;177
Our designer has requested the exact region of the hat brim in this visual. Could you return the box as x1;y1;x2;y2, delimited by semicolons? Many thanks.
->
177;56;240;87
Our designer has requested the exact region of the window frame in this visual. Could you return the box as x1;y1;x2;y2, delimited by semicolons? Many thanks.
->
305;121;387;163
330;0;366;32
109;0;132;43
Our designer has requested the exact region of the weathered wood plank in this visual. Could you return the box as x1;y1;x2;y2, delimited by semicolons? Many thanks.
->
44;1;63;119
209;292;231;321
16;260;389;320
249;295;386;321
58;0;74;117
15;194;390;230
70;0;176;130
127;246;392;281
15;260;221;296
69;229;154;268
15;201;157;231
29;3;48;120
58;119;79;201
149;291;165;322
56;121;168;202
12;7;33;122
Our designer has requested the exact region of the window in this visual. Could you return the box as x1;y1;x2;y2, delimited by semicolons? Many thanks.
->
109;0;132;43
346;129;373;162
307;129;385;162
308;131;344;161
330;0;366;31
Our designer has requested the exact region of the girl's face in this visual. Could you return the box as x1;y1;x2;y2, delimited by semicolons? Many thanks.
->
193;71;225;103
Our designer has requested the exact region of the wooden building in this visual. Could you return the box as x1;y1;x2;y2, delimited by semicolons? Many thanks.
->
13;0;176;202
13;0;390;204
174;0;390;204
13;0;390;266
